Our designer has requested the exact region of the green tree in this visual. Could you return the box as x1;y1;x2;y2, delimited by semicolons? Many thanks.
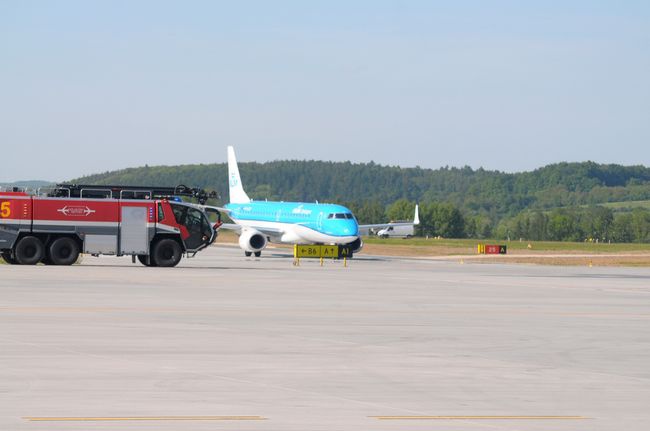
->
611;213;634;243
355;201;386;224
631;209;650;242
387;199;416;222
547;209;576;241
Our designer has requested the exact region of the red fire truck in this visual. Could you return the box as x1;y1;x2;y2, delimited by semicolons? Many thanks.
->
0;184;222;267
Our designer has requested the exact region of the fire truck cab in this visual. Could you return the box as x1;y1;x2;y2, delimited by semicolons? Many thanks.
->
0;184;221;267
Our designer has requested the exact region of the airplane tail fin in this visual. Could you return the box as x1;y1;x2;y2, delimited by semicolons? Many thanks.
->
414;204;420;225
227;146;251;204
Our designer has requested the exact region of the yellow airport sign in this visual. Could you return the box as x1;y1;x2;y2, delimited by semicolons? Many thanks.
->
477;244;507;254
294;245;322;257
321;245;338;257
294;244;353;259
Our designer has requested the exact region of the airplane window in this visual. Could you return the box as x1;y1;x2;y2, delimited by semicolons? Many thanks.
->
335;213;346;219
345;213;353;219
328;214;334;219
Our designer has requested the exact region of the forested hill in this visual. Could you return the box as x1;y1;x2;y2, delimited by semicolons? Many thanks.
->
74;161;650;218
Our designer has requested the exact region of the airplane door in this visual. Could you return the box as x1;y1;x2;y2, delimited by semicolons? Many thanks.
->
317;212;323;230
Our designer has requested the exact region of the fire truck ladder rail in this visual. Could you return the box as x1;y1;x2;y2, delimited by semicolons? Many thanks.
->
51;184;218;204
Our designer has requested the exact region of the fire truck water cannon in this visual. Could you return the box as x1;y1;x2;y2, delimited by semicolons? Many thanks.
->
0;184;222;267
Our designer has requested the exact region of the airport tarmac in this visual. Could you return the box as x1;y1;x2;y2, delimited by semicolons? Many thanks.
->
1;246;649;431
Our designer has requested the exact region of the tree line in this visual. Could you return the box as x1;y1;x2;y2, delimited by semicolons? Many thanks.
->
74;160;650;217
73;159;650;242
343;199;650;243
494;207;650;243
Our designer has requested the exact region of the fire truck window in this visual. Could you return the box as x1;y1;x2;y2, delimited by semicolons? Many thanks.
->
186;208;211;235
171;204;187;225
205;208;221;224
158;204;165;222
186;208;201;230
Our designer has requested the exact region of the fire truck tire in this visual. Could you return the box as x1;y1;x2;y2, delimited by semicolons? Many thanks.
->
153;239;182;267
1;250;18;264
49;237;80;265
137;255;157;267
15;236;45;265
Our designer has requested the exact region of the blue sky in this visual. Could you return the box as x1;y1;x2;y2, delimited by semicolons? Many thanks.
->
1;1;649;181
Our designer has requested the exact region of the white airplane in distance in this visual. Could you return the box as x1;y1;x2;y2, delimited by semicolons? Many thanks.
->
218;146;419;257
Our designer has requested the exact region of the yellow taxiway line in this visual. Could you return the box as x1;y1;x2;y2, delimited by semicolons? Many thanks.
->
24;416;266;422
370;416;588;420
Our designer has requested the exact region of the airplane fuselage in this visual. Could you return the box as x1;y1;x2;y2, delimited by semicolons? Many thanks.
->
225;201;359;244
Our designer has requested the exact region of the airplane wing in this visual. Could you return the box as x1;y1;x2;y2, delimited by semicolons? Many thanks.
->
358;221;416;236
204;205;285;238
218;222;241;233
358;204;420;236
218;222;284;239
201;205;231;214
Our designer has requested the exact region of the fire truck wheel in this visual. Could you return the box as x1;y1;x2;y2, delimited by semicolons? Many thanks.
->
49;237;80;265
153;239;182;267
15;236;45;265
137;255;157;267
1;250;18;264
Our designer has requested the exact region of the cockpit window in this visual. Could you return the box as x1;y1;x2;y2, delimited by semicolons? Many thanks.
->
328;212;354;220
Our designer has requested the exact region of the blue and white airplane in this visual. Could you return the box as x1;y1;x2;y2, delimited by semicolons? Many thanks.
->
219;146;418;257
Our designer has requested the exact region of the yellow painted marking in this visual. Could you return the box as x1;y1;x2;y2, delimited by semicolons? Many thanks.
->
24;416;266;422
370;416;587;420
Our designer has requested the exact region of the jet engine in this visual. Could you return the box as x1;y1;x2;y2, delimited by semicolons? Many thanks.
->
239;229;268;252
348;237;363;253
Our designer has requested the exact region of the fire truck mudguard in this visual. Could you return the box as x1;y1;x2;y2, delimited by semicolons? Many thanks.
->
0;184;221;266
1;250;17;264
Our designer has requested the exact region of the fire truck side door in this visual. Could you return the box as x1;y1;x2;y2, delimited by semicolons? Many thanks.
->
183;207;212;250
170;203;212;251
120;205;148;255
